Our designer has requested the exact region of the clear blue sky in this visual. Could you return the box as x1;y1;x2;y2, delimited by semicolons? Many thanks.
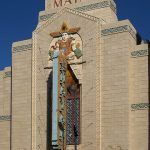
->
0;0;150;70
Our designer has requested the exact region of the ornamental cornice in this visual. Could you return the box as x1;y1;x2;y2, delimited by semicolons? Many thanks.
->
12;44;32;53
101;25;136;39
35;7;103;34
39;0;116;22
39;0;115;22
39;1;108;22
75;0;116;13
131;49;149;58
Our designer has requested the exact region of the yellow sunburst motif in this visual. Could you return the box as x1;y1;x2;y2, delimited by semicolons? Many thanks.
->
50;22;80;38
60;22;69;33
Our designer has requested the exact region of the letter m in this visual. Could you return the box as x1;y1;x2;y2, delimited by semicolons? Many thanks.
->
54;0;62;8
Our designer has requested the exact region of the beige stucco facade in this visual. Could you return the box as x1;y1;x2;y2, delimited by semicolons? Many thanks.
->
11;39;32;149
0;67;11;150
0;0;149;150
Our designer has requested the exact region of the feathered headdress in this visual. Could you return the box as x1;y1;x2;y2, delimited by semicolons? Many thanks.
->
50;22;80;38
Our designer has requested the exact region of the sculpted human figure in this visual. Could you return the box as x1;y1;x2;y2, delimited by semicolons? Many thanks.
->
49;42;59;60
58;32;75;60
49;22;82;61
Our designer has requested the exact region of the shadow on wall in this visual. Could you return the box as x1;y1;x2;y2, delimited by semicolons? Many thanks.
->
47;71;53;150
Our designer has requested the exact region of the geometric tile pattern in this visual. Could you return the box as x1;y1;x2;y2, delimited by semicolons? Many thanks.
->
131;103;150;111
0;115;11;121
101;25;136;39
131;49;148;58
66;98;80;145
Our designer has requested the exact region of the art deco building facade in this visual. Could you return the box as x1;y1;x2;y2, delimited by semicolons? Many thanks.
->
0;0;149;150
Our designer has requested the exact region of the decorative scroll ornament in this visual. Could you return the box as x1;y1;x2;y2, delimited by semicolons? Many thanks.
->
49;22;82;61
101;25;136;39
0;115;11;121
131;49;149;58
12;44;32;53
131;103;150;111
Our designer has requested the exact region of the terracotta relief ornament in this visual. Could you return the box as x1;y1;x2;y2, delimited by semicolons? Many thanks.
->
49;22;82;61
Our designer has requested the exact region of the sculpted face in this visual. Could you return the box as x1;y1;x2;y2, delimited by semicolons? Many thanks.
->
62;33;69;42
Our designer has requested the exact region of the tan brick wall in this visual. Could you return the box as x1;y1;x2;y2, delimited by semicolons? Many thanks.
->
3;67;11;115
11;39;32;150
129;44;149;150
101;20;136;150
0;71;4;114
0;67;11;150
0;121;11;150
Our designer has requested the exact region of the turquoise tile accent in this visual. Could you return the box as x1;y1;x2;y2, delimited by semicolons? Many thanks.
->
13;44;32;53
101;25;136;39
0;115;11;121
131;49;149;58
131;103;150;111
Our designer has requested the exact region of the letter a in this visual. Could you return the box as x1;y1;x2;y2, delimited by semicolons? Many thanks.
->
64;0;72;6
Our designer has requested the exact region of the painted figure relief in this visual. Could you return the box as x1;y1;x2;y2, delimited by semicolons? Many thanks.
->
49;22;82;149
49;22;82;61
